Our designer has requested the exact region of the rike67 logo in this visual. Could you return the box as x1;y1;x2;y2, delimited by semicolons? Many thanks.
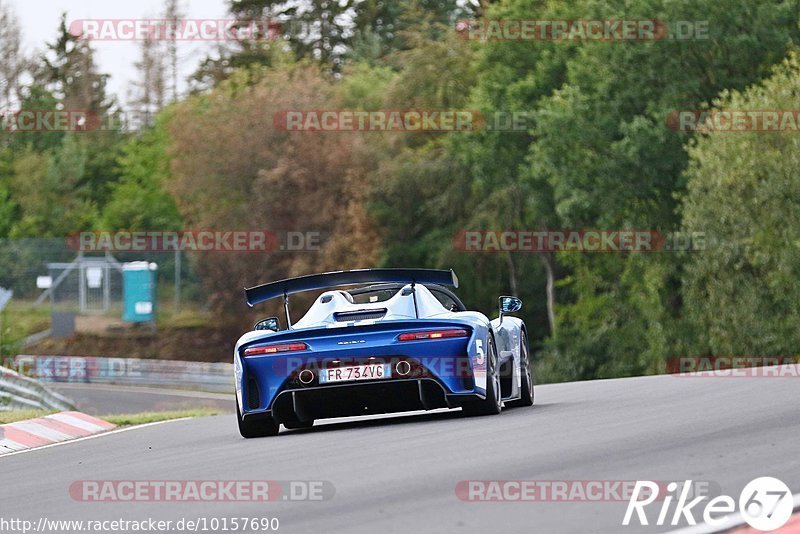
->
623;477;794;531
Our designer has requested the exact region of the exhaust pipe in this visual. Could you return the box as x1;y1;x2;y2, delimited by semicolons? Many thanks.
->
298;369;314;384
395;360;411;376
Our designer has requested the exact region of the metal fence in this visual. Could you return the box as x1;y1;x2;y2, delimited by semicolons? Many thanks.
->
0;238;200;313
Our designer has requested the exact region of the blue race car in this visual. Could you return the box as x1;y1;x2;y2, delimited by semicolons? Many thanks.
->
234;268;534;437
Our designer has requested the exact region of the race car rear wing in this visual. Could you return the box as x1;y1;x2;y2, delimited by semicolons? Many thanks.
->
244;268;459;307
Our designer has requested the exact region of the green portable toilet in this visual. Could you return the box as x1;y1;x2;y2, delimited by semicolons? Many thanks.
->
122;262;157;322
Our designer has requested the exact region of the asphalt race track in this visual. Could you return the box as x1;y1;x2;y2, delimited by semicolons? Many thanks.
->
2;369;798;534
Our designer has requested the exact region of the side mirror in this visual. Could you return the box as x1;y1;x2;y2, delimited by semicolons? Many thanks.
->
254;317;280;331
499;296;522;318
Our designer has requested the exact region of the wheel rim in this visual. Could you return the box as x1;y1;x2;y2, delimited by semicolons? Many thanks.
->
525;366;533;400
522;339;533;400
491;347;501;407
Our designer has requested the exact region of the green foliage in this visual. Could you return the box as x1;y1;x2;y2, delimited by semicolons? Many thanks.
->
6;137;99;237
0;13;128;239
0;185;15;237
99;116;181;230
344;0;800;381
681;54;800;356
338;63;397;109
353;0;470;60
456;0;800;382
4;87;64;153
226;0;354;70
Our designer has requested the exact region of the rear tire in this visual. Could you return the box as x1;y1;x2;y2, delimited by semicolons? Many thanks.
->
462;334;502;416
237;400;280;438
507;331;534;408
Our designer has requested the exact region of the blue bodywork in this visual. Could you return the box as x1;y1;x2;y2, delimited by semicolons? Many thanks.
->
234;269;530;428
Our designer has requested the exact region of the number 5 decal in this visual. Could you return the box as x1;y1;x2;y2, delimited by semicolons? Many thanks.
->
475;339;485;366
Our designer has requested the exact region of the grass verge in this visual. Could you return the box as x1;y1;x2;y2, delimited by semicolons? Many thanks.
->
0;408;223;427
102;408;224;427
0;409;56;424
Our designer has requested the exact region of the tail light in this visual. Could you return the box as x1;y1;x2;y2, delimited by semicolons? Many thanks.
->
398;329;469;341
244;342;308;356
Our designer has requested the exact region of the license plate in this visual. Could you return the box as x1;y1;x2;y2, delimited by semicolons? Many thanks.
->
319;363;391;383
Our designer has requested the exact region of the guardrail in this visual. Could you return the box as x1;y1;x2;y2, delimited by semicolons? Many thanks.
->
10;355;233;393
0;365;76;411
21;329;51;348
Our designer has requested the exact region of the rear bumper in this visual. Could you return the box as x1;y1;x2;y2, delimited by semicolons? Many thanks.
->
240;344;480;414
241;352;480;415
235;318;491;420
242;378;483;424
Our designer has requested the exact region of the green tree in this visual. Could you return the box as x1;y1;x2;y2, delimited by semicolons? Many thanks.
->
40;14;115;114
428;0;800;381
681;54;800;356
99;115;181;230
7;137;96;237
0;186;14;237
34;14;126;208
351;0;468;61
229;0;356;69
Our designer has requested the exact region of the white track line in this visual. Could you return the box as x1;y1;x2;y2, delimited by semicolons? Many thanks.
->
0;417;192;459
667;492;800;533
